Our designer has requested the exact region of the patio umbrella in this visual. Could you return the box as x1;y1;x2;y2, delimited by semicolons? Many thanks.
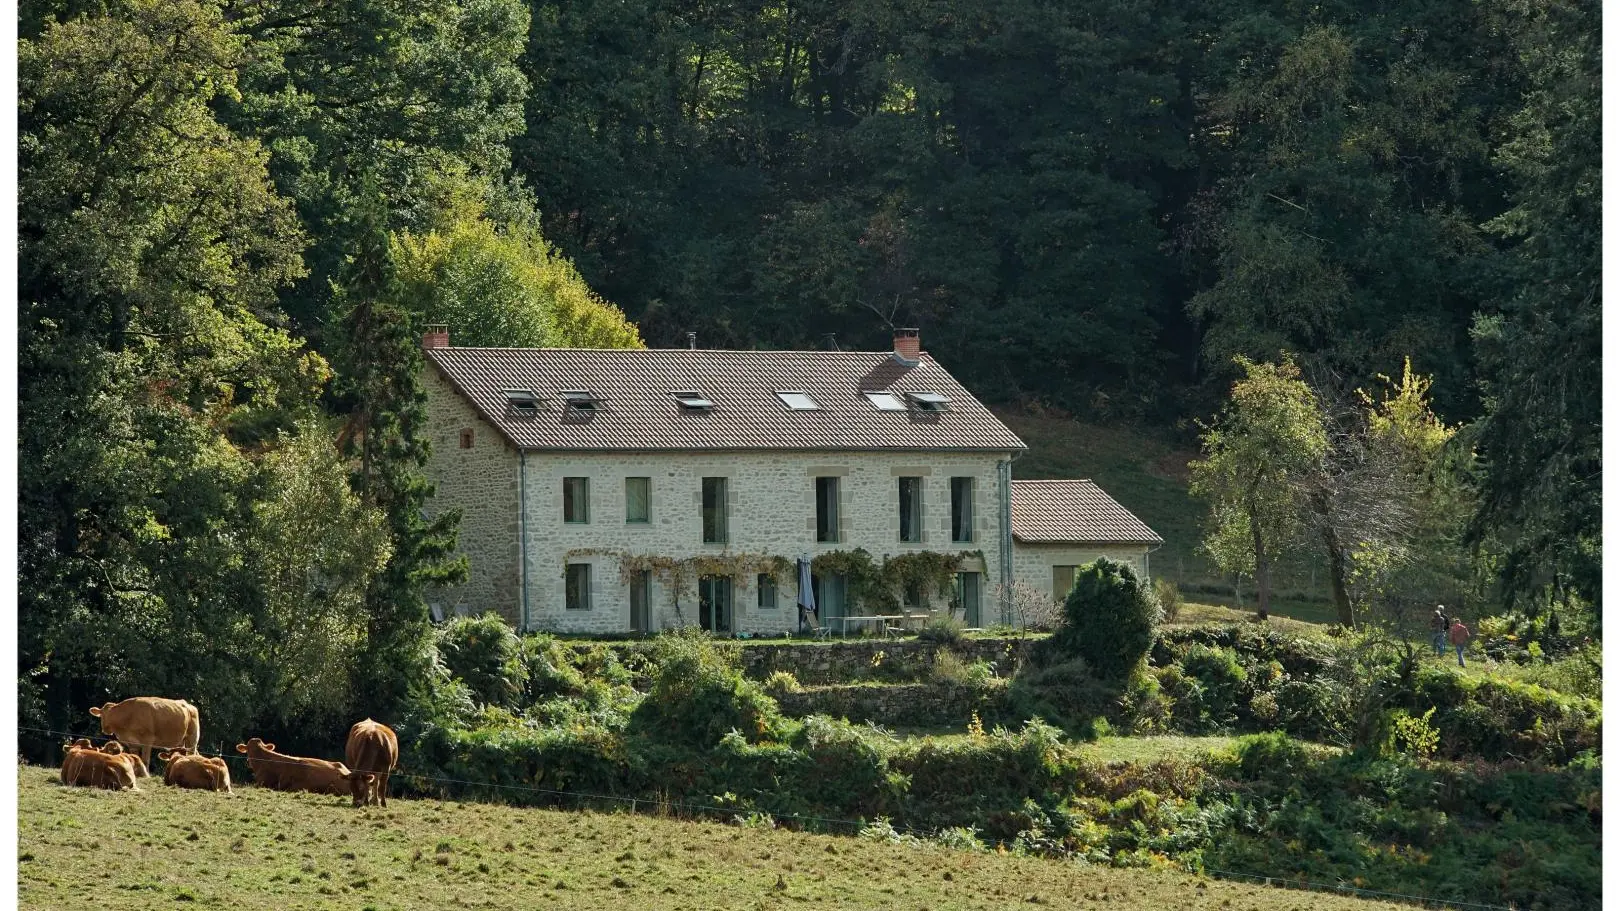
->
797;555;817;633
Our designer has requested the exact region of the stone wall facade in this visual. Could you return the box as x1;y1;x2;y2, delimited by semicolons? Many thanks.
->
422;367;521;625
774;681;1005;728
1013;542;1152;605
521;450;1011;634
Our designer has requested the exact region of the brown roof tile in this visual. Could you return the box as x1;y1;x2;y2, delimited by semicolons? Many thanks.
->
1010;479;1162;544
426;347;1028;453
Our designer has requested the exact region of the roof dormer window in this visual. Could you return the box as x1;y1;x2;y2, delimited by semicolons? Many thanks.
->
906;392;951;412
504;388;541;412
775;391;819;410
673;392;713;411
863;391;906;412
562;390;600;412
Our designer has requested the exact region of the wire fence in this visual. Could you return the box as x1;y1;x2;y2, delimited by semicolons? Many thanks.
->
22;724;1520;911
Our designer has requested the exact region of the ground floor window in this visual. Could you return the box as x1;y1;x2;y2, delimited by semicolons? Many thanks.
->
1052;565;1078;602
699;575;733;634
629;569;651;632
566;563;592;610
757;574;777;609
812;573;847;623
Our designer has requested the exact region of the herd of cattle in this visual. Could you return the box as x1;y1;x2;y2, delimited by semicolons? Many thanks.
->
59;696;399;808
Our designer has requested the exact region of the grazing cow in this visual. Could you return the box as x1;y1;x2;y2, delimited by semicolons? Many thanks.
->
344;719;399;808
61;743;140;791
158;750;232;793
235;738;374;798
88;697;200;769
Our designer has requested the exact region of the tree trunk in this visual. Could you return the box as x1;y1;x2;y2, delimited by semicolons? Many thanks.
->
1323;523;1354;628
1249;505;1270;621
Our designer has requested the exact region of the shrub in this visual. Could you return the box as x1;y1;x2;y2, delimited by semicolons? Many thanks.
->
1231;731;1311;781
1179;644;1247;728
435;614;529;710
763;670;802;696
521;634;589;703
1154;578;1182;624
1006;657;1117;735
932;650;995;688
918;616;965;647
1044;558;1160;681
627;630;790;750
1117;669;1171;734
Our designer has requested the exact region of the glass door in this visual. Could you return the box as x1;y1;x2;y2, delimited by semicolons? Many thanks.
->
629;570;651;634
698;576;733;634
956;571;982;627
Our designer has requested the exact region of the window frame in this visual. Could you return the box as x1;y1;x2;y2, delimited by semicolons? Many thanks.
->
563;477;590;523
815;476;840;543
757;574;778;609
898;476;923;543
1052;565;1078;602
625;476;651;524
775;390;820;410
951;477;975;543
565;563;592;611
702;477;729;544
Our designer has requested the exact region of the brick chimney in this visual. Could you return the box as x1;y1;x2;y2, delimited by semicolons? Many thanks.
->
422;324;450;349
892;328;921;364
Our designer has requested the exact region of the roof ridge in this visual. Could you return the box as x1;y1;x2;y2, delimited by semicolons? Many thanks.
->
1012;478;1095;484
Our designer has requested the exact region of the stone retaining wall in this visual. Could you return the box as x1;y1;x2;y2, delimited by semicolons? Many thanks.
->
773;681;1006;728
739;637;1027;685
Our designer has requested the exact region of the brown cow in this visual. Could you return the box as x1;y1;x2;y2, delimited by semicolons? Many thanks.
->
62;743;140;791
344;719;399;808
235;738;373;798
89;697;200;769
158;750;232;793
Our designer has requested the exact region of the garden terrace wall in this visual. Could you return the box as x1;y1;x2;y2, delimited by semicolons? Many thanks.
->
775;681;1004;728
739;637;1025;685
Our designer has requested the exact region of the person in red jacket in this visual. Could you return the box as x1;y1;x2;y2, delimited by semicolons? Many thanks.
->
1448;618;1472;668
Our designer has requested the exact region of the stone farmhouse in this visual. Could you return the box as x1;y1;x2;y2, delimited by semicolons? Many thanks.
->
419;326;1162;636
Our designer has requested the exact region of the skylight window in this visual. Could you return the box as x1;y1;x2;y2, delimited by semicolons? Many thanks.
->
906;392;951;412
504;388;541;412
673;392;713;411
562;390;600;412
775;391;819;411
863;391;906;412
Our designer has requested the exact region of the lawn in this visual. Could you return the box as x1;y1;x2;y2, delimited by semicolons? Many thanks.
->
18;766;1412;911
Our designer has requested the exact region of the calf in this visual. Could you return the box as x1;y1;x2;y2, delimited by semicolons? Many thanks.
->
344;719;399;808
158;750;232;793
235;738;373;797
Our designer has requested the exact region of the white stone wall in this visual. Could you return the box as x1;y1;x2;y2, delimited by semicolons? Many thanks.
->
421;367;521;625
1012;542;1152;604
520;451;1012;634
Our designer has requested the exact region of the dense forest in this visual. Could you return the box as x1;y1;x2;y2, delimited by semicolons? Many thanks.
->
18;0;1599;743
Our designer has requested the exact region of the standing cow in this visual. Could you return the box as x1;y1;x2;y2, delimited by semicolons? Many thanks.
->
344;719;399;808
88;697;200;770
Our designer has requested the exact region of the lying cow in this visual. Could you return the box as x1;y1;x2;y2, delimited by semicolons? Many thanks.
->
89;697;200;770
158;750;232;793
61;741;141;791
235;738;374;798
344;719;399;808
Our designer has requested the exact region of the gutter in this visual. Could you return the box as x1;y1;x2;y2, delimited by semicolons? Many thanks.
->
519;450;531;632
997;450;1022;625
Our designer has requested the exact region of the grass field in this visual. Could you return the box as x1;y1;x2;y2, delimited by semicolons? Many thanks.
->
18;766;1413;911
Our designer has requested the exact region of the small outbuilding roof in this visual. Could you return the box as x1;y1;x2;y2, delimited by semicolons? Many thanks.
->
1010;479;1163;545
424;346;1028;453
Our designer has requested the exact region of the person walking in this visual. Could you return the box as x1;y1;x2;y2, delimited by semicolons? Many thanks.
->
1448;617;1472;668
1430;606;1449;657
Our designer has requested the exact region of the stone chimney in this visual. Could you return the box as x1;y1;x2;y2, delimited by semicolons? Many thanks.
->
422;324;450;349
892;328;921;364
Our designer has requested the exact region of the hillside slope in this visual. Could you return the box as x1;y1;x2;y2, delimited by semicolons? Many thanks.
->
18;768;1412;911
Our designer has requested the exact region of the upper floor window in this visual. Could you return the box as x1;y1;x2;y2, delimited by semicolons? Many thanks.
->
899;476;923;542
625;477;650;523
776;391;819;410
815;477;840;542
458;428;474;449
951;477;974;542
702;477;728;543
563;477;590;523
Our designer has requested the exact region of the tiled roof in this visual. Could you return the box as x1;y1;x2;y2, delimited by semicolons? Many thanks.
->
425;347;1028;453
1010;479;1162;545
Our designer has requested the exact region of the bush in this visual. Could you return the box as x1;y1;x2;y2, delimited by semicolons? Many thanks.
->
932;650;995;688
1179;644;1247;728
435;614;529;710
1043;558;1160;681
918;616;965;647
1154;579;1182;624
627;630;791;750
1006;657;1117;736
763;670;802;696
521;634;589;703
1231;731;1311;781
